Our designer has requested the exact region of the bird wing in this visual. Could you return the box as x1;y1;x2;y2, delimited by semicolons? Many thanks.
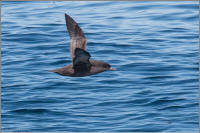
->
65;14;87;60
73;48;91;73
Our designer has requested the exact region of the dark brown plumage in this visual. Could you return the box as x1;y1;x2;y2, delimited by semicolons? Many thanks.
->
49;14;115;77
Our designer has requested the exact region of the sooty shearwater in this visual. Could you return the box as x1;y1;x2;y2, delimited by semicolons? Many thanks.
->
49;14;115;77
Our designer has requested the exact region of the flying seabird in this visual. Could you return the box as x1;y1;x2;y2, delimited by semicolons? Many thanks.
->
49;14;115;77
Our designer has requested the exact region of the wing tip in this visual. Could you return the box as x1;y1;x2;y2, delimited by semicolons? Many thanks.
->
65;13;71;22
48;69;56;72
65;13;69;18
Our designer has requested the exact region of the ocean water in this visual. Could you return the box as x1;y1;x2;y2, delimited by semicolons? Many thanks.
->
1;1;199;132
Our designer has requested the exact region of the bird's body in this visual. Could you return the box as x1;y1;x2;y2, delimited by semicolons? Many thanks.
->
49;14;114;77
50;60;111;77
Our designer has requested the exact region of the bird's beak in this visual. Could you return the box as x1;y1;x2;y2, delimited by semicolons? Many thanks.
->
110;67;117;71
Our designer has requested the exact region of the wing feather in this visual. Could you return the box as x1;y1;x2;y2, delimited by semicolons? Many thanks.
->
65;14;87;60
73;48;91;73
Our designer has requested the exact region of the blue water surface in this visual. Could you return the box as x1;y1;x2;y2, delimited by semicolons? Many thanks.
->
1;1;199;132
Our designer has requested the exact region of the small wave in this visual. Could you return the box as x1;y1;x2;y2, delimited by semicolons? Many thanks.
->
158;105;185;110
10;108;49;114
144;98;185;106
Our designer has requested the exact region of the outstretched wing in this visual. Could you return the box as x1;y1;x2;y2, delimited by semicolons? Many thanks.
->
65;14;87;60
73;48;91;73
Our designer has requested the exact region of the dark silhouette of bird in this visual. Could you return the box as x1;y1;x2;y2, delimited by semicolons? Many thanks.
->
49;14;115;77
